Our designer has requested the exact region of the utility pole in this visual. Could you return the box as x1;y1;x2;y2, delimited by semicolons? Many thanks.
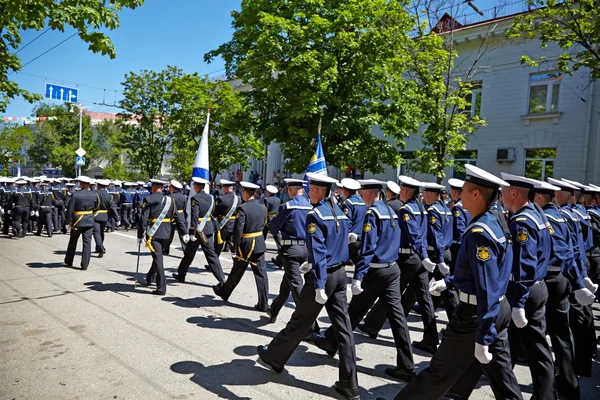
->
70;103;89;177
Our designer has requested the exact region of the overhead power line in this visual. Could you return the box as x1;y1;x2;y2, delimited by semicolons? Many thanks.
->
9;32;78;76
14;28;51;54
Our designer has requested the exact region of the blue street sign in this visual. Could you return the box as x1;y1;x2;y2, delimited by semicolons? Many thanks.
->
45;83;78;102
42;169;61;175
75;157;85;166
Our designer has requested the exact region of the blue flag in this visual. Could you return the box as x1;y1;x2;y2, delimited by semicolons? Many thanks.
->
303;133;327;193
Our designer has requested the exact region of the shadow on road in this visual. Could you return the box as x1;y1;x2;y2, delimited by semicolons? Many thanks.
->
26;262;81;271
186;315;275;340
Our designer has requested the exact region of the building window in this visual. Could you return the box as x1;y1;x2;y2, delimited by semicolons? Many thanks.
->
465;81;482;118
399;151;415;176
453;150;478;179
528;72;561;114
524;148;556;180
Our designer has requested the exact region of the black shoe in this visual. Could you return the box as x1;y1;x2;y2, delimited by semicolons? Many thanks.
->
384;367;416;382
204;264;213;272
81;266;88;270
62;229;67;234
311;332;337;357
151;289;165;296
270;257;283;269
357;323;378;339
97;251;104;258
266;308;277;324
145;276;154;287
256;345;283;373
411;303;421;315
48;234;52;238
34;232;41;236
172;273;185;283
212;285;229;301
333;381;360;400
254;304;268;313
412;340;437;355
64;262;73;268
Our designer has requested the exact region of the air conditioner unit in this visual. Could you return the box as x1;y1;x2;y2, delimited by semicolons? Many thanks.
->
497;148;516;163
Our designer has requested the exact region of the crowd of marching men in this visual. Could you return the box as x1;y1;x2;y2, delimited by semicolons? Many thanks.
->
1;166;599;400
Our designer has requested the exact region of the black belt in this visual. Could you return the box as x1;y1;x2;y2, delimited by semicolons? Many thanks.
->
370;262;395;269
281;239;306;246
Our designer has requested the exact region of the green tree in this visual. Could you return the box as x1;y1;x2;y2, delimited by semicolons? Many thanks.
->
507;0;600;81
0;0;144;112
95;120;137;181
0;123;32;176
168;73;263;182
205;0;425;174
28;103;100;177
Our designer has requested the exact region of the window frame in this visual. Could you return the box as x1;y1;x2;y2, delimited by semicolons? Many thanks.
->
524;148;556;181
527;71;561;115
452;150;478;179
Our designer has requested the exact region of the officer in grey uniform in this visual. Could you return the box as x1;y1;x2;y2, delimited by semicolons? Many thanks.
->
137;179;189;295
164;179;186;256
35;181;54;237
65;176;99;270
213;179;239;256
92;179;119;257
256;172;359;400
213;181;269;312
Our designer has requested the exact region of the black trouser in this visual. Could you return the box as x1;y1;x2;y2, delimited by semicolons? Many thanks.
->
2;211;11;234
265;266;358;392
214;227;233;256
93;220;107;253
164;221;179;255
36;208;53;235
65;226;93;269
323;263;414;371
348;240;361;265
27;210;36;232
363;253;439;347
395;298;522;400
107;210;118;232
12;206;29;237
569;294;596;377
505;280;556;400
121;204;133;229
177;233;225;284
270;244;319;332
544;272;580;400
221;251;269;310
431;248;458;322
145;238;168;294
588;250;600;301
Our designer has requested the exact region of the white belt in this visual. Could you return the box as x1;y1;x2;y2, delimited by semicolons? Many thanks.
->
370;262;395;269
427;246;435;251
547;265;561;272
459;291;505;306
282;239;305;246
399;248;413;254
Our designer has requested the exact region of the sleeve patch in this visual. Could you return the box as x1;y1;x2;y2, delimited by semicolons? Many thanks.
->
454;211;460;217
343;208;349;214
363;223;371;232
403;214;410;221
308;223;317;234
516;230;528;243
429;216;436;224
476;247;491;261
472;228;483;233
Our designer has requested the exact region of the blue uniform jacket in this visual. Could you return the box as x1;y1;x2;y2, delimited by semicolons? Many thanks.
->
399;197;428;260
452;210;512;346
452;201;471;245
508;204;551;308
571;203;593;251
342;194;368;235
543;204;584;290
354;200;401;282
120;189;135;204
269;194;312;240
307;199;350;289
135;189;150;206
560;203;588;278
426;200;453;263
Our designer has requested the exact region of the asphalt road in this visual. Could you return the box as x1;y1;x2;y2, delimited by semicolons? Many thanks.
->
1;230;599;399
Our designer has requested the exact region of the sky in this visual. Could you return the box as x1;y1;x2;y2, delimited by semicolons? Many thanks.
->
5;0;503;118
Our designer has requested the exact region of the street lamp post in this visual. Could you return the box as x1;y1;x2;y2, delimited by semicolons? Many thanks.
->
70;103;89;177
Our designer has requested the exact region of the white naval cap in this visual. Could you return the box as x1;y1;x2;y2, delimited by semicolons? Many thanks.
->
530;179;561;195
150;179;168;186
500;173;536;189
386;181;401;195
582;184;600;194
358;179;385;190
220;179;235;186
398;175;422;189
96;179;111;186
136;181;145;185
547;177;578;192
589;183;600;189
341;178;360;191
112;180;122;186
66;183;76;187
448;178;465;189
266;184;278;194
15;179;27;185
191;177;209;185
77;176;93;184
240;181;260;190
170;179;183;189
422;182;446;192
306;172;338;187
560;178;585;190
39;181;49;186
284;178;306;187
464;164;509;188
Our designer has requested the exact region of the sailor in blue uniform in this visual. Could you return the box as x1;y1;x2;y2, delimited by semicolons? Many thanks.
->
498;173;555;399
120;182;135;231
548;177;597;377
257;172;359;400
385;181;403;215
400;164;522;400
360;176;439;355
423;182;458;325
341;178;368;264
562;178;594;252
10;179;33;238
267;179;317;331
312;179;415;383
448;179;471;273
581;184;600;300
533;179;592;400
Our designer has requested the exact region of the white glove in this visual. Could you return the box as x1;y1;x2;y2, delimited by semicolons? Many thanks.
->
574;288;595;306
474;343;492;364
348;232;358;243
429;279;447;296
190;234;197;242
299;261;313;273
351;279;363;296
511;307;528;328
582;277;598;294
35;211;39;217
422;257;436;273
7;210;11;214
0;207;3;213
437;262;450;276
137;238;143;245
182;234;190;244
30;211;35;216
315;288;328;304
116;220;121;227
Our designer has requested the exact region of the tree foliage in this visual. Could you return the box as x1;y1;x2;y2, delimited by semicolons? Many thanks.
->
95;120;140;181
205;0;426;174
507;0;600;81
0;0;144;112
0;123;33;175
